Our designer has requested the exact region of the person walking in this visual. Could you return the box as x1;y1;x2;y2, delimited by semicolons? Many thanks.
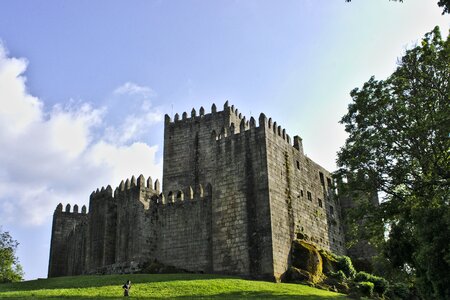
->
122;280;131;297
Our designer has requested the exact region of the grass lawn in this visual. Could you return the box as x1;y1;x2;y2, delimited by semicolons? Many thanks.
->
0;273;349;299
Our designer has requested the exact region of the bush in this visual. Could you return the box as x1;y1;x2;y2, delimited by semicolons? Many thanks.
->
330;270;347;281
357;281;374;297
355;271;389;296
385;282;414;300
336;255;356;279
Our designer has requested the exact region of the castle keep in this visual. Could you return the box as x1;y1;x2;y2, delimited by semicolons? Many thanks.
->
48;102;347;280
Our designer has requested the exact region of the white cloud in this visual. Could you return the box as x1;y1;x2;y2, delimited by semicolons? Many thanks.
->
113;81;156;98
88;141;162;187
48;102;103;159
0;45;163;226
0;45;42;134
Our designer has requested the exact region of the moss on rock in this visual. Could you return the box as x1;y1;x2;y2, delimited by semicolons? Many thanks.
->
290;240;323;284
319;249;338;275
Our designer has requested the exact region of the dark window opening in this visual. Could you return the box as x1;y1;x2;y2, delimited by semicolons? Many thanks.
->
330;205;334;216
296;160;300;169
319;172;325;186
307;191;312;201
318;198;323;207
327;177;332;188
301;190;304;197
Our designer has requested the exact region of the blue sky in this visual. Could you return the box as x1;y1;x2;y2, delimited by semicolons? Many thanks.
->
0;0;448;280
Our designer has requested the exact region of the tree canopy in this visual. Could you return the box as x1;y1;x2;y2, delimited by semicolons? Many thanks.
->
337;27;449;299
0;227;24;283
345;0;449;15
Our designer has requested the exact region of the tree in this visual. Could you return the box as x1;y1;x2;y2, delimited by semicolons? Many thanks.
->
0;227;24;283
337;27;449;299
345;0;449;15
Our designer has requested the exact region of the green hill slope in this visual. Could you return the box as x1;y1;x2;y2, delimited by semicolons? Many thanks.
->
0;273;349;299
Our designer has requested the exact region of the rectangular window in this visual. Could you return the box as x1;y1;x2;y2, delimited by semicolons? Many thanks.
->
318;198;323;207
300;190;304;197
319;172;325;186
296;160;300;169
330;205;334;216
327;177;332;188
307;191;312;201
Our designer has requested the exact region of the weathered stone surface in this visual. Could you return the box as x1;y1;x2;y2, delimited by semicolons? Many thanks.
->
48;102;348;280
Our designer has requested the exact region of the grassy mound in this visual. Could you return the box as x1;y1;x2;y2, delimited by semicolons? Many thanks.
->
0;273;349;299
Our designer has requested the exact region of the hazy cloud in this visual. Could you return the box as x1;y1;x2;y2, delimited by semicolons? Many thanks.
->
113;82;156;98
105;83;163;145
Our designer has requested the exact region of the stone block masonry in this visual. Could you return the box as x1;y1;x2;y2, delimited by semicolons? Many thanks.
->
48;101;350;281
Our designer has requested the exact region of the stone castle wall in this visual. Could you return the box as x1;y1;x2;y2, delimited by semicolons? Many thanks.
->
48;204;88;277
48;102;347;280
155;186;213;272
262;114;345;277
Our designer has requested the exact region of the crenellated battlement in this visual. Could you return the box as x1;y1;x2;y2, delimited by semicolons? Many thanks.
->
155;183;212;205
261;113;304;154
88;175;161;202
205;108;304;154
55;202;88;214
165;101;246;127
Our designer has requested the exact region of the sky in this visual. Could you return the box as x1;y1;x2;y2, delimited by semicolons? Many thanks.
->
0;0;448;280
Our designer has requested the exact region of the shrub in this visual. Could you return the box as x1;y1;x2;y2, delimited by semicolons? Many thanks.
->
336;255;356;279
330;270;347;281
357;281;374;297
355;271;389;296
385;282;413;300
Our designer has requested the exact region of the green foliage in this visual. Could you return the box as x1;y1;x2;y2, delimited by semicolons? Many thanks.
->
437;0;450;14
386;282;415;300
355;271;389;296
356;281;374;298
336;255;356;279
330;270;347;281
337;26;450;299
0;227;23;283
0;273;348;299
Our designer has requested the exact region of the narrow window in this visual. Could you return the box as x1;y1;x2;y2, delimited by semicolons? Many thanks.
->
319;172;325;186
330;205;334;216
307;191;312;201
327;177;332;188
301;190;304;197
318;198;323;207
296;160;300;170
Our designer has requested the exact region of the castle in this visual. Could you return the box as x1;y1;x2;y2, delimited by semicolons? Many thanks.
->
48;102;348;281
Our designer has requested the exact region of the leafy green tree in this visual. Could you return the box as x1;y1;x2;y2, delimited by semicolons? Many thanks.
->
337;27;449;299
0;227;24;283
345;0;449;15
